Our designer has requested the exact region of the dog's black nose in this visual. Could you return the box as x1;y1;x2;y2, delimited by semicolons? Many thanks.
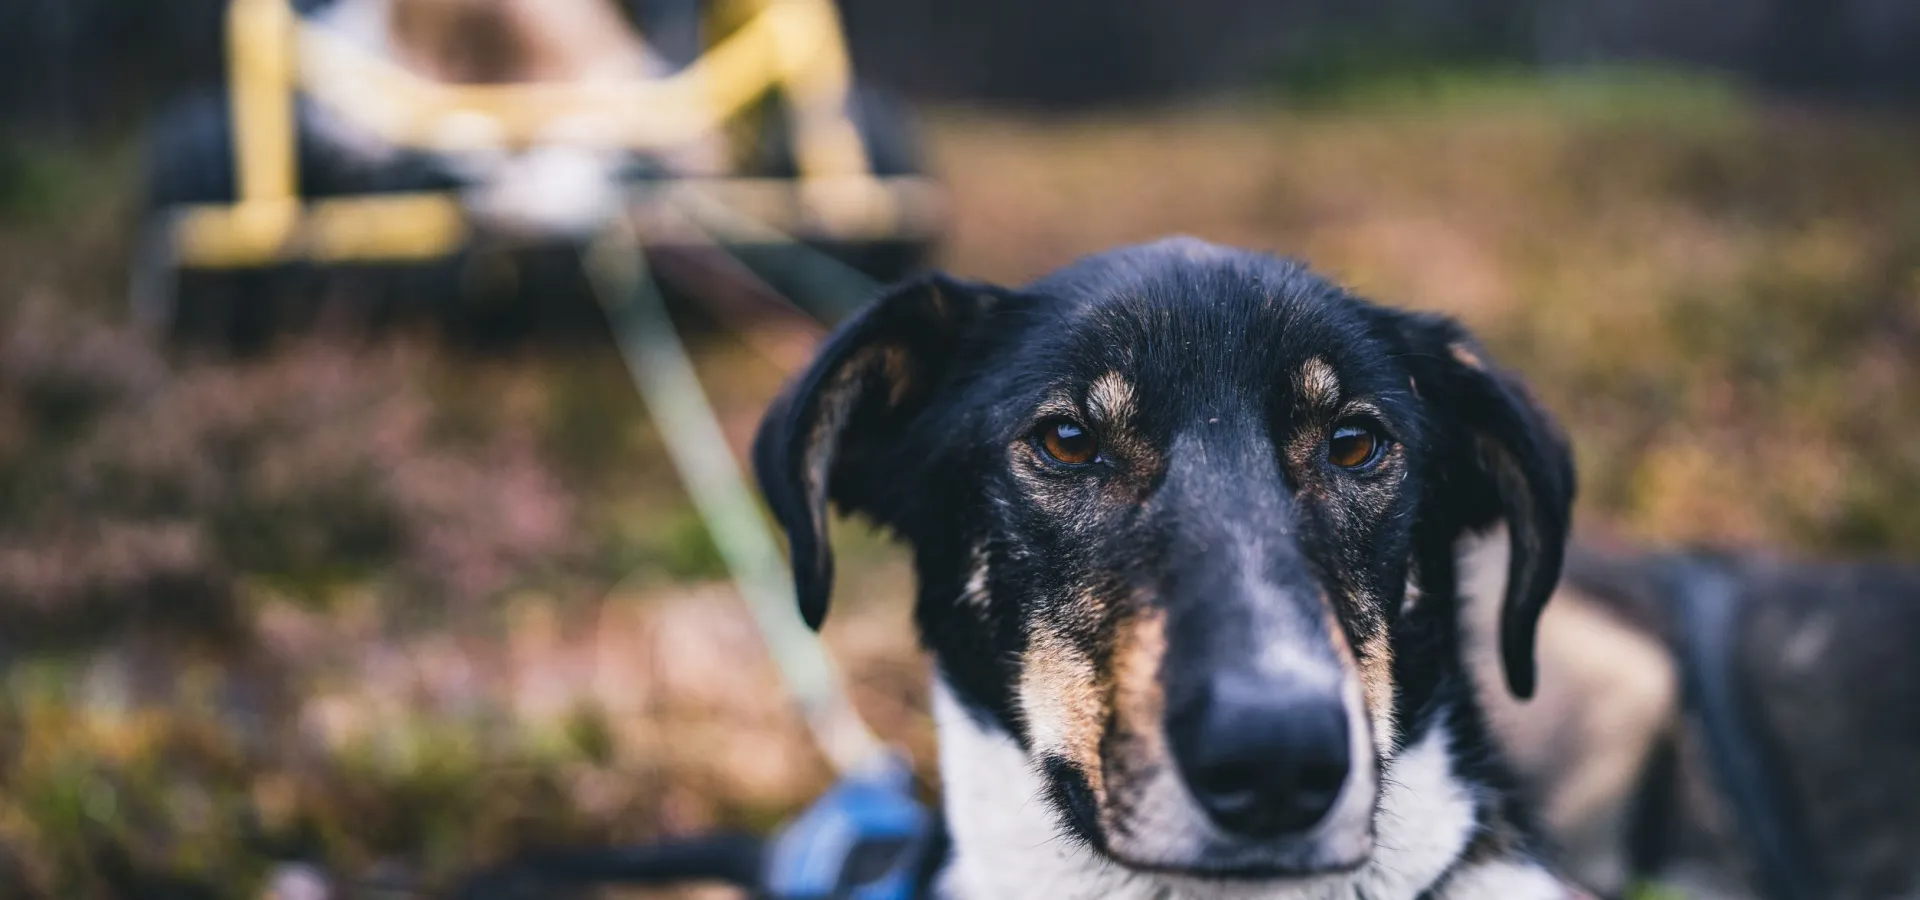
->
1169;675;1352;838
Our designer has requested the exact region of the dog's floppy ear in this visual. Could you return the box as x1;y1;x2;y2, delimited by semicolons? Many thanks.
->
753;272;1016;631
1394;311;1576;699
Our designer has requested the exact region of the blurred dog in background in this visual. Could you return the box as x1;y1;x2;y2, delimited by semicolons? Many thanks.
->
1469;535;1920;900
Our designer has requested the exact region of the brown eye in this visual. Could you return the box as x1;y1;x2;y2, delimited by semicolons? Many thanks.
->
1038;419;1099;465
1327;423;1383;470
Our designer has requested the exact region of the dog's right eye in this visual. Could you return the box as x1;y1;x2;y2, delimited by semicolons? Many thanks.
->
1036;419;1100;466
1327;422;1384;470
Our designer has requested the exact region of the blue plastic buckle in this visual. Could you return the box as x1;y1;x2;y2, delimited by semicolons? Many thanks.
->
762;752;934;900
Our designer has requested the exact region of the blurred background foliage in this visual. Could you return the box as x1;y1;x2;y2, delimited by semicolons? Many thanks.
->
1;1;1918;896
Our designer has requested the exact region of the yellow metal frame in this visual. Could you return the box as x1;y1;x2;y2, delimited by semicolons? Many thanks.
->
168;0;937;269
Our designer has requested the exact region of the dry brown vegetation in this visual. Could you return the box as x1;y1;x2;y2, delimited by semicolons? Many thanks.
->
2;78;1918;896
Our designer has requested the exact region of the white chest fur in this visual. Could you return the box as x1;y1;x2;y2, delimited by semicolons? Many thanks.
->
930;677;1564;900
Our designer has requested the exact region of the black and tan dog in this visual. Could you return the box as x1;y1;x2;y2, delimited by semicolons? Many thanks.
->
754;238;1583;899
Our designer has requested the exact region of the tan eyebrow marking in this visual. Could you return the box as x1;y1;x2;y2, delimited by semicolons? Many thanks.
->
1297;356;1341;410
1341;399;1387;421
1087;371;1137;427
1033;395;1079;422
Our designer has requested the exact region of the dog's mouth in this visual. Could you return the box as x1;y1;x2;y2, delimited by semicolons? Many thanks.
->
1039;758;1375;881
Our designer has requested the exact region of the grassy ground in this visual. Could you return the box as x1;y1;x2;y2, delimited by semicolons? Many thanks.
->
3;74;1918;896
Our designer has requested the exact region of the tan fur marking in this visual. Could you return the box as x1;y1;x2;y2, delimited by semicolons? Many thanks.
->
1356;630;1397;751
1103;606;1169;812
1297;357;1342;410
795;342;920;568
1087;372;1137;428
1449;342;1486;371
1321;600;1397;754
801;350;872;541
801;344;916;509
880;345;914;407
1082;371;1165;502
1284;429;1326;474
1019;628;1106;795
959;540;991;614
1108;606;1168;740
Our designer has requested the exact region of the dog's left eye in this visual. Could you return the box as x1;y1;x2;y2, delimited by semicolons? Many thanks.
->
1036;419;1100;466
1327;423;1385;470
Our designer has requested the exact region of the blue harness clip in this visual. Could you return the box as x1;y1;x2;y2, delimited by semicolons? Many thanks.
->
762;752;936;900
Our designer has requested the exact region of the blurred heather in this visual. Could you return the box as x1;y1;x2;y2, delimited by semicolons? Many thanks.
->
1;1;1918;897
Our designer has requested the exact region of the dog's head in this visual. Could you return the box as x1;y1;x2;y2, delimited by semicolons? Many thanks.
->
755;239;1574;878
